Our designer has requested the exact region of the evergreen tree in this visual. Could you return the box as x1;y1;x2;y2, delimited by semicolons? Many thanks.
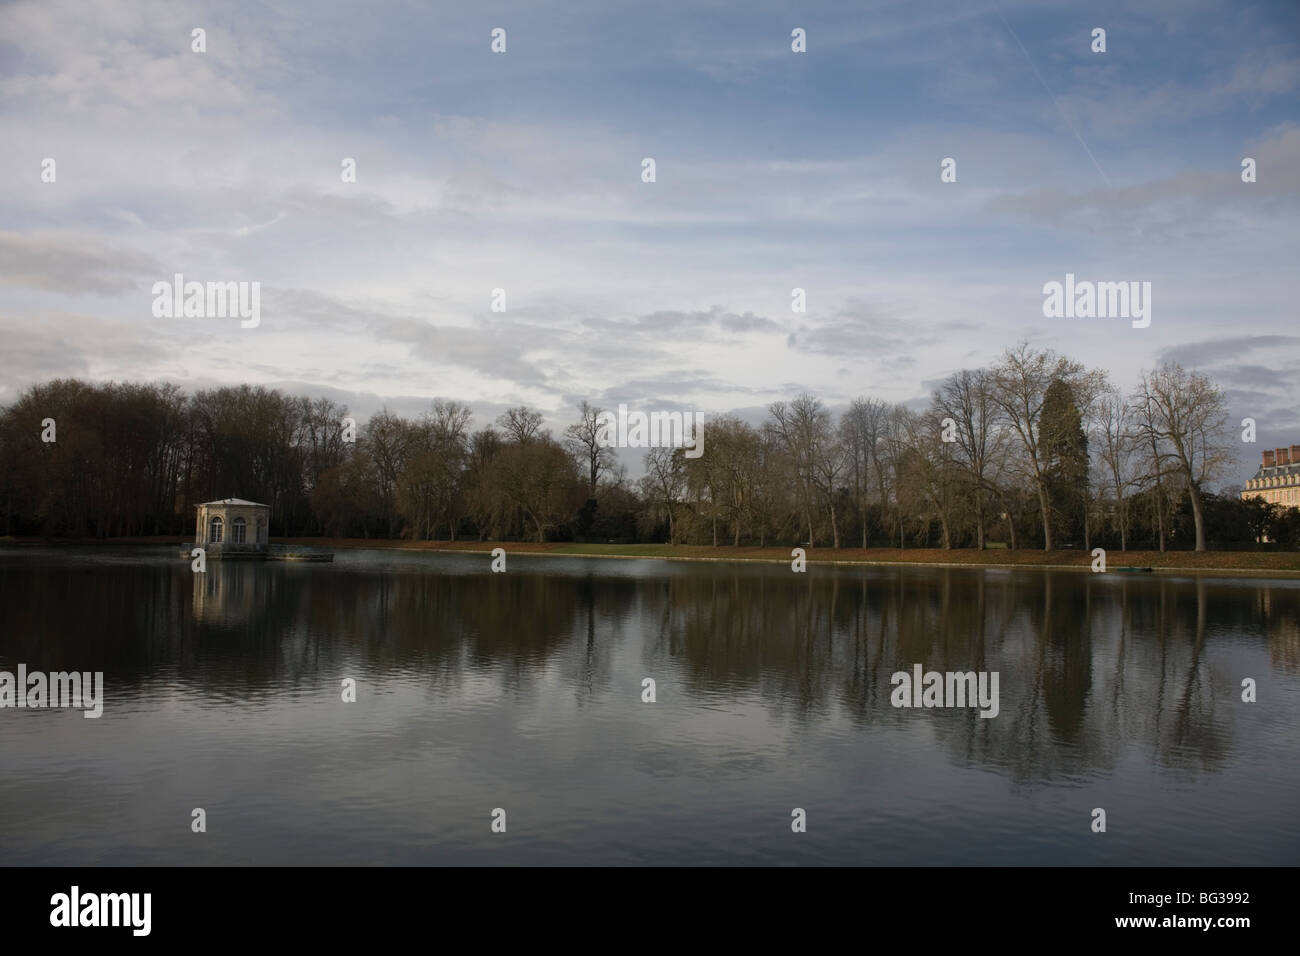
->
1040;379;1089;547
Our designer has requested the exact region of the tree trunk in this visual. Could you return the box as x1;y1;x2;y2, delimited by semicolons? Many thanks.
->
1036;479;1053;550
1082;486;1090;552
1189;482;1207;551
1154;478;1166;552
1118;495;1127;551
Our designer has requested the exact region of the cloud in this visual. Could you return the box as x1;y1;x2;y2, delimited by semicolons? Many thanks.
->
1158;335;1300;369
0;0;1295;467
0;311;172;399
0;231;163;294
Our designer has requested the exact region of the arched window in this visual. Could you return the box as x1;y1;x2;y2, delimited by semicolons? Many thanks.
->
232;516;247;544
209;515;224;543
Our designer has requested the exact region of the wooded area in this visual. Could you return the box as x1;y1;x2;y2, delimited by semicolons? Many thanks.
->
2;344;1295;550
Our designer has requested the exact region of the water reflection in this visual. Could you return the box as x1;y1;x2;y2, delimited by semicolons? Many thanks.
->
3;553;1295;782
1;547;1297;864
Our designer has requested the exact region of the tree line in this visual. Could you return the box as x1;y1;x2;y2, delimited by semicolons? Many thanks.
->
1;345;1295;550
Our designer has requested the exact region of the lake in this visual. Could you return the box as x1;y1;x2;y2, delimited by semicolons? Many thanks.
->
1;546;1297;865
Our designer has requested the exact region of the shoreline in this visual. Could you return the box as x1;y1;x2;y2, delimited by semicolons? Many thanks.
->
7;536;1300;578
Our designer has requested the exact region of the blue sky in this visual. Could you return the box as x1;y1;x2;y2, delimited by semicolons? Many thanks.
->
1;0;1297;484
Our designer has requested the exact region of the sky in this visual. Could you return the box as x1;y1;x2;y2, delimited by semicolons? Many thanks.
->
1;0;1297;485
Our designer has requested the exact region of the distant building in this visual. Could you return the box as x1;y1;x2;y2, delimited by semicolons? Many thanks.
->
1242;446;1300;508
195;498;270;554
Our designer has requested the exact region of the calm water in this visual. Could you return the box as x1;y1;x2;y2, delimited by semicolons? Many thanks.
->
1;546;1298;866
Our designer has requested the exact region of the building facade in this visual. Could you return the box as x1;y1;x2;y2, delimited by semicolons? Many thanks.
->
1242;446;1300;508
195;498;270;554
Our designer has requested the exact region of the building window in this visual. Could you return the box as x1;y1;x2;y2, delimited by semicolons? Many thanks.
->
209;515;224;543
232;516;247;544
257;518;265;543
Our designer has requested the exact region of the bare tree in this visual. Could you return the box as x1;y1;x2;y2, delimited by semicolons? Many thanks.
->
0;357;1244;552
465;427;504;540
1129;390;1169;551
298;396;350;501
990;344;1086;550
641;445;686;544
683;429;722;545
876;404;912;548
1096;387;1137;550
903;411;961;548
839;398;889;547
707;415;762;546
746;429;786;547
396;401;472;540
812;426;848;549
496;406;545;445
933;369;1003;549
483;436;582;542
768;394;836;547
1132;363;1231;551
364;410;412;538
564;401;618;497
